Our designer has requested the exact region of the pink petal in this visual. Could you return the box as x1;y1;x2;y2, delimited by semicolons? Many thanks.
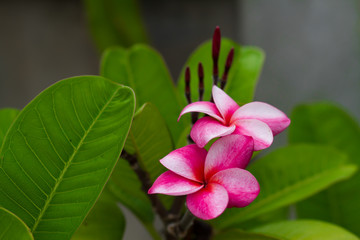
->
204;134;254;180
178;101;225;123
160;145;207;183
233;119;273;151
148;171;203;196
190;116;236;148
186;183;228;220
210;168;260;208
230;101;291;135
212;85;239;123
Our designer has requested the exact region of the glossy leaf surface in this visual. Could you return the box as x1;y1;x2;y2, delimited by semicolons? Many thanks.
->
0;76;135;239
0;207;33;240
289;102;360;235
177;38;264;105
101;45;184;143
0;108;19;147
211;145;357;229
252;220;359;240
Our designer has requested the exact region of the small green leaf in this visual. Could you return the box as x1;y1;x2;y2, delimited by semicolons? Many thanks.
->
212;229;279;240
0;76;135;240
0;108;20;147
211;144;357;229
251;220;359;240
177;38;264;105
289;102;360;235
83;0;148;51
101;45;184;143
71;189;125;240
0;207;33;240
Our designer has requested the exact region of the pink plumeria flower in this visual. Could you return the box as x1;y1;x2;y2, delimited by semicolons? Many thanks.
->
178;85;290;151
148;134;259;220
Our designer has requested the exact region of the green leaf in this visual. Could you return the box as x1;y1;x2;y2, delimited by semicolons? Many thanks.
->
212;229;279;240
237;208;289;230
177;38;264;105
0;108;20;147
71;189;125;240
126;103;173;182
101;45;184;143
251;220;359;240
0;76;135;240
83;0;148;51
107;159;162;239
107;158;154;224
289;102;360;235
211;144;357;229
0;207;33;240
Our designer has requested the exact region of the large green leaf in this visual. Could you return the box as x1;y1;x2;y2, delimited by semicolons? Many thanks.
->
289;102;360;235
126;103;173;181
211;145;357;229
0;108;20;147
107;103;173;229
251;220;359;240
83;0;148;51
101;45;184;143
71;189;125;240
177;38;264;105
0;76;135;240
212;229;279;240
0;207;33;240
236;208;289;230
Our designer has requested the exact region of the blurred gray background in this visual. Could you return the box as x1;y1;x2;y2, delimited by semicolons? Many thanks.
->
0;0;359;239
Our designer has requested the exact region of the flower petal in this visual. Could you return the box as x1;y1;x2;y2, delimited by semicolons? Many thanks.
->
186;183;228;220
212;85;239;123
148;171;203;196
210;168;260;208
160;145;207;182
233;119;273;151
190;116;236;148
230;101;290;135
204;134;254;180
178;101;224;123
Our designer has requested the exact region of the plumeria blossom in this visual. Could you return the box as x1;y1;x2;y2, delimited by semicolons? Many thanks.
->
148;134;260;220
178;85;290;151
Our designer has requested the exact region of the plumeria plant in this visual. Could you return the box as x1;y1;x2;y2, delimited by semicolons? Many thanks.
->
0;26;359;240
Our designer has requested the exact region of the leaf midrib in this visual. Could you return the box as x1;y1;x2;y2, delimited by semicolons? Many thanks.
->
31;86;121;232
221;164;355;228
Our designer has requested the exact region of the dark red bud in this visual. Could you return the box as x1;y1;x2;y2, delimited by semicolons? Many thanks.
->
221;48;235;89
212;26;221;60
185;67;191;103
212;26;221;85
198;62;204;101
225;48;234;69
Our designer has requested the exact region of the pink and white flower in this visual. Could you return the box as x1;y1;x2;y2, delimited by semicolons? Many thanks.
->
148;134;259;220
178;85;290;150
